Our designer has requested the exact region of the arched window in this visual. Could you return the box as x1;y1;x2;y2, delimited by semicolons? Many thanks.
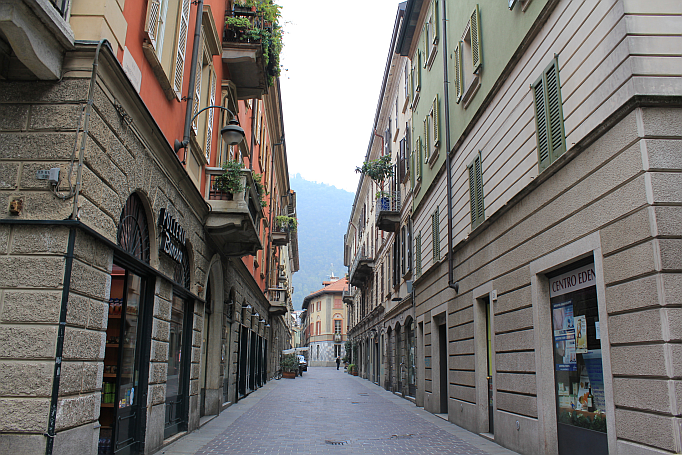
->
117;193;150;263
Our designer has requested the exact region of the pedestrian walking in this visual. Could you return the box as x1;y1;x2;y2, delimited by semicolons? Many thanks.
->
336;356;340;370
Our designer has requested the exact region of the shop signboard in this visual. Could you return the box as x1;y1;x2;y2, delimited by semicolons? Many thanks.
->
159;208;186;263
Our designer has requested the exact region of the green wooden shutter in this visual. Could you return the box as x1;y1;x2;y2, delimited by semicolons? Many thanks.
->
410;150;415;187
545;58;565;162
424;24;429;67
416;51;422;93
416;231;422;277
423;117;429;161
532;74;550;172
432;209;440;262
409;66;414;106
418;137;423;179
454;42;463;103
433;0;439;44
433;94;440;147
471;4;482;73
468;152;484;228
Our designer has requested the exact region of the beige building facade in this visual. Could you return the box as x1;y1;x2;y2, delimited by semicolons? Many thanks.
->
302;277;348;367
347;0;682;454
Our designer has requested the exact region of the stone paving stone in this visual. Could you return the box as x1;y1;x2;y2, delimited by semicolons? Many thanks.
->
156;367;519;455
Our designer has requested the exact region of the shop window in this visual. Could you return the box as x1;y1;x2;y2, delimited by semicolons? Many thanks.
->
117;193;150;263
549;261;607;454
468;151;485;229
533;56;565;173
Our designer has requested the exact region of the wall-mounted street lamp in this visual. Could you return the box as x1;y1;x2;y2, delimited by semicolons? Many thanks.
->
174;105;245;164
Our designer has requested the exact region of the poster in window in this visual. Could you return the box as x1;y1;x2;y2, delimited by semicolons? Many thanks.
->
575;314;588;354
553;300;576;371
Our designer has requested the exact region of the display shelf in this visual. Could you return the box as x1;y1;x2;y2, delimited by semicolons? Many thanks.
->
105;344;119;348
101;403;114;408
103;373;117;378
107;314;122;319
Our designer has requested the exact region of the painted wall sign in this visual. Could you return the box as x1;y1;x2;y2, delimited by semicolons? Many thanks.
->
158;208;186;264
550;263;596;298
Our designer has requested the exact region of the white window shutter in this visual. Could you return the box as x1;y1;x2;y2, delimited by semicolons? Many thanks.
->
192;37;204;134
205;68;217;162
173;0;190;95
144;0;161;49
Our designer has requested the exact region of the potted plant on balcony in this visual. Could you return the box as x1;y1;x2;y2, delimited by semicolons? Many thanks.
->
214;160;245;195
355;155;393;185
275;215;297;232
281;354;298;379
253;172;268;208
375;191;391;211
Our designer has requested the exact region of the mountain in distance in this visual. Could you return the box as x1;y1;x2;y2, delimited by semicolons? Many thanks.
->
290;173;354;310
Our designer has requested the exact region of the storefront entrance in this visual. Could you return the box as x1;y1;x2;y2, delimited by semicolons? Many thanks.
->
549;261;608;454
99;264;151;455
164;294;193;439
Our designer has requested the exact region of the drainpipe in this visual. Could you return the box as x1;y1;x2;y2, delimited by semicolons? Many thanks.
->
249;97;257;170
441;0;458;292
178;0;205;164
45;228;76;455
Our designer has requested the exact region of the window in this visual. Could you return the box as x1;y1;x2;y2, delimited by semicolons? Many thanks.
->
415;231;422;277
468;151;485;229
392;237;399;288
431;208;440;262
424;0;439;67
410;50;422;107
317;301;321;312
532;56;565;172
334;320;341;334
424;95;440;164
316;321;321;336
412;135;423;190
453;4;482;106
401;225;406;276
143;0;190;100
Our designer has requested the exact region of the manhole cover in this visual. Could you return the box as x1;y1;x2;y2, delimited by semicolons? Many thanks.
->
325;440;348;445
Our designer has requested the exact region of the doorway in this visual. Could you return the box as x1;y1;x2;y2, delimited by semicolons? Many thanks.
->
99;264;151;455
164;295;193;439
439;323;448;414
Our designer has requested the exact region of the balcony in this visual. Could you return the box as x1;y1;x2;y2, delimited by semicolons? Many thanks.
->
205;168;263;257
342;289;354;305
349;246;374;287
272;216;296;247
334;333;342;343
375;191;401;232
222;8;269;99
268;287;288;316
0;0;74;80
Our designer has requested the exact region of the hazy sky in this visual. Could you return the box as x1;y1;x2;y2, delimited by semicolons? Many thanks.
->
278;0;404;193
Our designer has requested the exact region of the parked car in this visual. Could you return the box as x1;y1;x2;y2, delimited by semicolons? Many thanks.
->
297;355;307;373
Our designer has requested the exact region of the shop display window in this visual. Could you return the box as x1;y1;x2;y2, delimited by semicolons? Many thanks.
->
549;261;607;454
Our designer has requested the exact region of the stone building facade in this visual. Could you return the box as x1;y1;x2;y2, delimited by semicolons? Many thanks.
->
0;1;297;454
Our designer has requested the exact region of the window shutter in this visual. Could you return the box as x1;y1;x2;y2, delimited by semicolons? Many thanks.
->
192;39;204;134
415;232;422;277
423;117;429;161
409;66;414;106
205;68;217;162
423;25;428;67
471;4;482;73
432;209;440;262
144;0;161;49
433;0;439;44
416;51;422;92
545;58;565;162
418;137;423;179
454;42;463;103
532;74;550;172
433;94;440;147
173;0;190;95
410;150;415;187
468;152;485;228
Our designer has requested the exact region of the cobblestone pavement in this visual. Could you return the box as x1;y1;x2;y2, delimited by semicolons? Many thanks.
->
156;367;519;455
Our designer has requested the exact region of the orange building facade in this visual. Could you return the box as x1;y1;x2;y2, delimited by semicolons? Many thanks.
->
0;1;297;454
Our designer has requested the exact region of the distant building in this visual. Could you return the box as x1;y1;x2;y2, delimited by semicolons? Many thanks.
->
302;276;348;366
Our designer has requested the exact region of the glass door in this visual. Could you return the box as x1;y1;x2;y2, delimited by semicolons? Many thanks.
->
164;295;192;439
100;265;148;455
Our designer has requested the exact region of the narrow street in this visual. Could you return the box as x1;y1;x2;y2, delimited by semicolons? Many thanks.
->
157;367;518;455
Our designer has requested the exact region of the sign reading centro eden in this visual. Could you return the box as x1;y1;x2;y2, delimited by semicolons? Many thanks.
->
158;208;186;264
549;263;596;298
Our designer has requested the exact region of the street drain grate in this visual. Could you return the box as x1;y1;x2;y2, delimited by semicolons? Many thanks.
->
325;440;348;445
390;434;413;440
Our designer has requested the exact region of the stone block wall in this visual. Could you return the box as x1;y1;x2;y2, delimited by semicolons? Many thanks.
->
414;107;682;454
